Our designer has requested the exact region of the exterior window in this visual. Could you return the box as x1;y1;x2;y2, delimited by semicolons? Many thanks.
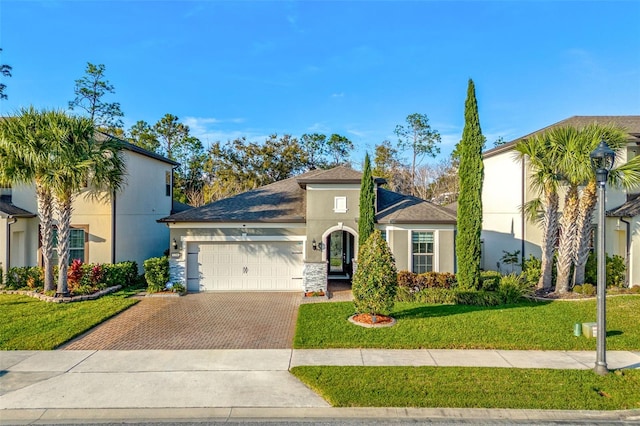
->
165;171;171;197
334;196;347;213
412;231;434;274
50;227;87;265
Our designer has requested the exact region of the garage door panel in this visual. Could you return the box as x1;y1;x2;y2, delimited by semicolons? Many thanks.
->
189;241;303;291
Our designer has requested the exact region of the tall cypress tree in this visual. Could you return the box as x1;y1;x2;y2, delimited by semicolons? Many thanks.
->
358;153;375;249
456;79;485;290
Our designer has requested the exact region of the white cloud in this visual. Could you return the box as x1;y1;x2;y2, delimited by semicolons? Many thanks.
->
331;92;345;98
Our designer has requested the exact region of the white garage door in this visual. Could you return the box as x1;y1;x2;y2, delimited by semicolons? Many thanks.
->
186;241;304;292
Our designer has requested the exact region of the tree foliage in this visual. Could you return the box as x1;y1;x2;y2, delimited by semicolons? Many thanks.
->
456;79;484;290
204;135;308;202
326;133;354;167
358;153;375;248
300;133;329;169
352;231;398;316
69;63;124;131
394;113;441;195
0;48;11;100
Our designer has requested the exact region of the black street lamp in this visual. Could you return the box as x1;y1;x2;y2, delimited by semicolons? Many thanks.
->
589;139;615;376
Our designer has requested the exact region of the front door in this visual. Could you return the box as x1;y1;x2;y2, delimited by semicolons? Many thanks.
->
327;230;355;277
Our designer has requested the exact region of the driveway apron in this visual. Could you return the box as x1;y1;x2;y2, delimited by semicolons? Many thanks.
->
61;292;302;350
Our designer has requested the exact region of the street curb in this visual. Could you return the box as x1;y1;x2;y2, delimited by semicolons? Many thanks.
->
1;407;639;424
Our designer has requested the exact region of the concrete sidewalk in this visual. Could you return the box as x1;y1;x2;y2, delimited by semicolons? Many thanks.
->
2;349;640;423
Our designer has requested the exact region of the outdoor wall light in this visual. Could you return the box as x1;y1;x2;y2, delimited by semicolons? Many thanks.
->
172;238;178;250
312;239;317;250
590;139;615;376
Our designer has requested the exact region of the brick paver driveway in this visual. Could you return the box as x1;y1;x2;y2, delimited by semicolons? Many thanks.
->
61;292;302;350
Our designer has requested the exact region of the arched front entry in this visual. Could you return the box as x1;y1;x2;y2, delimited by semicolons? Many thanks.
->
322;225;357;280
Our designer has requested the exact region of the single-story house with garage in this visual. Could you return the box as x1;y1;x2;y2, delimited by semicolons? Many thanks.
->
158;166;457;293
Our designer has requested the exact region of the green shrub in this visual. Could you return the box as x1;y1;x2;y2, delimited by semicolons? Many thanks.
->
144;257;170;293
396;270;457;293
103;261;139;287
497;273;532;304
573;285;583;294
585;252;627;288
415;288;457;304
455;290;502;306
479;270;501;291
3;267;43;290
522;254;542;286
630;286;640;294
581;283;596;296
171;283;186;293
352;231;398;316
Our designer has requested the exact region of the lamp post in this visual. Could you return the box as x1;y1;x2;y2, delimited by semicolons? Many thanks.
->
589;139;615;376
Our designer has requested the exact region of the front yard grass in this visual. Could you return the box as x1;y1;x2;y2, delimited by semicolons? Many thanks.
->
294;296;640;350
291;366;640;410
0;289;139;350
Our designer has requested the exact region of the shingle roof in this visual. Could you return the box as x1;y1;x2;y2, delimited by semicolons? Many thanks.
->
376;189;457;224
159;169;325;223
96;131;179;166
483;116;640;158
607;194;640;218
159;167;456;225
0;195;36;218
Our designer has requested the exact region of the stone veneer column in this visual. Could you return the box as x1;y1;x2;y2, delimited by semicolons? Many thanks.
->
169;257;186;286
303;262;327;293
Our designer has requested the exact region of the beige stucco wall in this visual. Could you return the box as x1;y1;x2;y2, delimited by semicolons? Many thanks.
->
114;151;174;267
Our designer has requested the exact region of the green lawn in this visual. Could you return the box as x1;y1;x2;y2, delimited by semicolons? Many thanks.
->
291;366;640;410
294;296;640;350
0;289;139;350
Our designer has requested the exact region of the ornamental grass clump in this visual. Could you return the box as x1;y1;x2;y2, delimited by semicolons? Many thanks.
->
352;231;398;318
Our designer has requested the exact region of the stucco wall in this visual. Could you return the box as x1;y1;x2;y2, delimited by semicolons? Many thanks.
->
383;225;456;273
114;151;174;267
481;152;526;272
304;184;360;263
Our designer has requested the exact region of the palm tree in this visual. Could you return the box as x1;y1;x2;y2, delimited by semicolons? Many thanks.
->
44;114;125;296
514;133;562;291
0;107;61;291
571;124;640;286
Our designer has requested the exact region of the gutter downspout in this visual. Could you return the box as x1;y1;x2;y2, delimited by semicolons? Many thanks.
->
521;156;526;269
4;217;17;284
619;217;631;287
111;190;116;264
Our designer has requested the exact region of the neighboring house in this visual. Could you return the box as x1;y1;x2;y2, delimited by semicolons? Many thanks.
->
482;116;640;287
0;133;179;273
158;166;457;293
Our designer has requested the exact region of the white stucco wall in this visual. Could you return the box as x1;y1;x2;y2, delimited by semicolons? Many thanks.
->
481;151;527;272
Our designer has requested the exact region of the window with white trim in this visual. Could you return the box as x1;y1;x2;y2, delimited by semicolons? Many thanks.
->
47;227;88;265
334;196;347;213
412;231;434;273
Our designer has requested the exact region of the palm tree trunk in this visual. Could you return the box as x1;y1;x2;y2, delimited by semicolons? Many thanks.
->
36;184;55;292
573;180;598;286
55;191;73;297
556;185;579;293
538;188;559;291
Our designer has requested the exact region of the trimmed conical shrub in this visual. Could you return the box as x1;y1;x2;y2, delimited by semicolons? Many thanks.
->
352;231;398;315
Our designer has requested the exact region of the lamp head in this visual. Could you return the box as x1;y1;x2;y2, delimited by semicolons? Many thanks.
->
590;139;615;184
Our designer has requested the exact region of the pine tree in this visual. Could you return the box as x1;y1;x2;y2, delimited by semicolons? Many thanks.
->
358;153;375;249
456;79;485;290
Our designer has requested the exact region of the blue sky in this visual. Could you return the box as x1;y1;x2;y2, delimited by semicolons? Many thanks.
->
1;1;639;165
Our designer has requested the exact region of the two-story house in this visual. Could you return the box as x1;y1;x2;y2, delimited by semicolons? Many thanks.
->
158;166;457;293
0;134;179;273
481;116;640;287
